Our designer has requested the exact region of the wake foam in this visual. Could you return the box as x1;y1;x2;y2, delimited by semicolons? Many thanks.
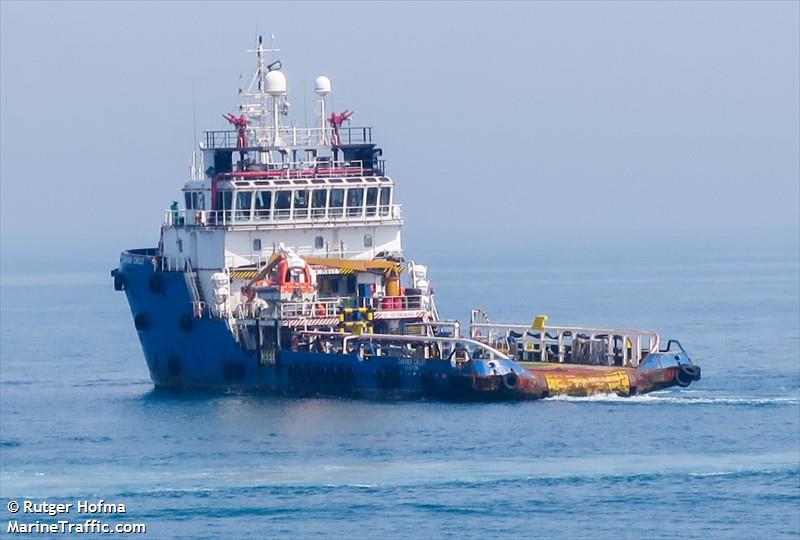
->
542;393;799;405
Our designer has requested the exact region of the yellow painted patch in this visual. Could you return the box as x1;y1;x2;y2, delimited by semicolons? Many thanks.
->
545;371;631;396
230;270;259;279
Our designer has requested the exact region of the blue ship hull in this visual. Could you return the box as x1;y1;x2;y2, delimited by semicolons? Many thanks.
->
114;249;548;399
114;249;699;399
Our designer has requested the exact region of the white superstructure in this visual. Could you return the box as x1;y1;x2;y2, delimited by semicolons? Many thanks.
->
160;37;403;317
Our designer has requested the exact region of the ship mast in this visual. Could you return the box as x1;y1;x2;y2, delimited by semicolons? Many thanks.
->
240;35;288;149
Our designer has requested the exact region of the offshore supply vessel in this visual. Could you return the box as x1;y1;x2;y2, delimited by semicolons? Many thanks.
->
112;39;701;399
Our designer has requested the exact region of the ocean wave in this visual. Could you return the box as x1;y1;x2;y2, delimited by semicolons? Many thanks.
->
543;393;799;405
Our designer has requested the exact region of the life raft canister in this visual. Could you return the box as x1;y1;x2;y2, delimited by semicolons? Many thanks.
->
276;259;315;293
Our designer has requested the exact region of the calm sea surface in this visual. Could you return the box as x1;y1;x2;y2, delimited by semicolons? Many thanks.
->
1;236;798;539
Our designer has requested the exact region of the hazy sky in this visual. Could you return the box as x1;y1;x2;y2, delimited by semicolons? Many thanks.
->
1;1;798;269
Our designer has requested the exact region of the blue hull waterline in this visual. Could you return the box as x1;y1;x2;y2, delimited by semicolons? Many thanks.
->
112;39;700;400
114;249;699;399
115;250;541;398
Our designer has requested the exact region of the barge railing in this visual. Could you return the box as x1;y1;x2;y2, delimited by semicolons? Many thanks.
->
469;320;659;367
299;331;511;362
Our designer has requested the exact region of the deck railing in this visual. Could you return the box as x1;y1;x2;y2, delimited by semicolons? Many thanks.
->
164;204;401;228
280;300;341;319
469;321;659;368
220;159;368;180
203;126;373;150
299;331;510;362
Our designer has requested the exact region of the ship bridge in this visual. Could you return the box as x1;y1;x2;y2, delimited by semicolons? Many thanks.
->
168;174;401;228
159;35;404;277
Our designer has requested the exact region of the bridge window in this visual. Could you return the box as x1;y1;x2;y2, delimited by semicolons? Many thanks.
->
329;188;344;218
365;187;378;216
293;190;309;219
379;187;391;216
311;189;327;218
215;190;233;222
275;190;291;220
347;188;364;217
314;236;324;249
254;190;271;220
185;192;192;209
235;191;252;221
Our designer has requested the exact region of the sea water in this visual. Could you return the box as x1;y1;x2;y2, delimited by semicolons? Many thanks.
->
1;233;798;539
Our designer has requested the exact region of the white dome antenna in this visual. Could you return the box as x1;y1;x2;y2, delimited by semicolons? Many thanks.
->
264;70;287;146
314;76;332;95
265;70;287;95
315;76;332;144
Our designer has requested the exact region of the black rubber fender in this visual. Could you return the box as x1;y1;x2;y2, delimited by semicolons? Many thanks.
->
179;314;193;332
503;371;520;391
134;313;150;331
113;273;126;291
675;364;700;387
148;273;165;294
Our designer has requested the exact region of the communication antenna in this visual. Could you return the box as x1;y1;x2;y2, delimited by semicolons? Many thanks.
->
190;82;200;180
242;34;285;147
314;75;332;145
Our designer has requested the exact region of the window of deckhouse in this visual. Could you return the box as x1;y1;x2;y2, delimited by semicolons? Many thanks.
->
184;192;192;209
275;190;291;220
329;188;344;218
216;191;233;221
347;188;364;217
293;190;309;219
365;187;378;216
379;187;391;216
236;191;252;221
254;191;271;220
311;189;327;218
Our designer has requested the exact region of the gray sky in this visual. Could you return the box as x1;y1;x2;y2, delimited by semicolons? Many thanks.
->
1;1;798;270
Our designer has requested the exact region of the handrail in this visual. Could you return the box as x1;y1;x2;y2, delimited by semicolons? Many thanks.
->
280;300;340;318
203;126;373;150
299;331;510;361
164;204;401;227
470;321;660;367
661;339;685;353
369;295;425;311
470;321;659;338
219;159;367;180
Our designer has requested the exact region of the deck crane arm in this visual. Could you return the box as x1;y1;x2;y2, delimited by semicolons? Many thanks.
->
244;255;403;295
